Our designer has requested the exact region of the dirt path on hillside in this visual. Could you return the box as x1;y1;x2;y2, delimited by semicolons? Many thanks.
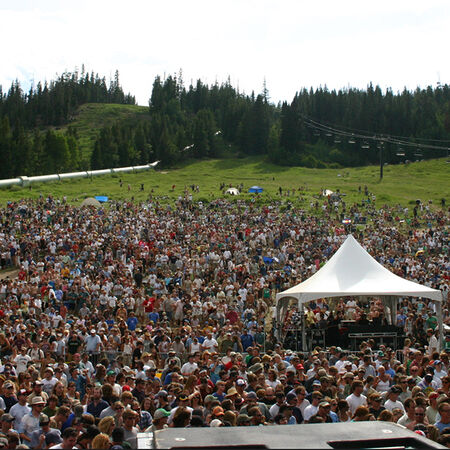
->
0;269;19;280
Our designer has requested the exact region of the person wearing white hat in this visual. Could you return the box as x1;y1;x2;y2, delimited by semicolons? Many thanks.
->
20;396;46;444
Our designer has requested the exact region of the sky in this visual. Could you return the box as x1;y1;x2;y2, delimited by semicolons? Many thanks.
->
1;0;449;106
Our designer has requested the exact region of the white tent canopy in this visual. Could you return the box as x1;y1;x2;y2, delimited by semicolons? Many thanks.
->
80;197;102;208
275;235;443;348
226;188;240;195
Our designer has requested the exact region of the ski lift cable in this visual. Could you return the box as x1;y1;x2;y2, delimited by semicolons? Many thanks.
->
302;114;450;144
303;116;450;153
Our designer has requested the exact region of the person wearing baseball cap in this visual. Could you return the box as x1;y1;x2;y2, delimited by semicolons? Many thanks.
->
211;406;225;420
167;394;193;425
384;386;404;413
146;408;170;432
0;414;15;437
1;381;18;413
315;401;333;423
105;370;122;397
29;413;62;449
426;391;440;424
236;413;251;426
432;360;447;386
9;388;30;432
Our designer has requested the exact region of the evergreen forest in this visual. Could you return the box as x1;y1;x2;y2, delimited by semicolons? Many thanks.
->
1;67;450;179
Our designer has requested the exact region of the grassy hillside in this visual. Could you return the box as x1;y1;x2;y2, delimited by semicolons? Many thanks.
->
1;156;448;211
60;103;150;159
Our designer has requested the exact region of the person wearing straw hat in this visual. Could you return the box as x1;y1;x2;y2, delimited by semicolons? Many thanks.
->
20;396;46;444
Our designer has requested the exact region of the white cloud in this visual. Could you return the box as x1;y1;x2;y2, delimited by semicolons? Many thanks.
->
0;0;449;104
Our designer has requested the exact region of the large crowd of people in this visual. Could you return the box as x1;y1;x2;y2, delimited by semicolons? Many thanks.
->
0;191;448;448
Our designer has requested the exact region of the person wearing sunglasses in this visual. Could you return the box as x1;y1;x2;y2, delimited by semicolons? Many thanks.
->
434;402;450;433
406;406;427;431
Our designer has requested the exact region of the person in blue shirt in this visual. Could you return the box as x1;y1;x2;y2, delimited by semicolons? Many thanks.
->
212;381;227;402
381;360;395;379
434;402;450;433
127;312;138;331
148;311;160;324
105;318;115;329
68;367;87;401
240;329;254;351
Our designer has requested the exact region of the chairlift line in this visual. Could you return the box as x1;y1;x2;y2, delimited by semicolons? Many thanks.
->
303;114;450;144
303;115;450;154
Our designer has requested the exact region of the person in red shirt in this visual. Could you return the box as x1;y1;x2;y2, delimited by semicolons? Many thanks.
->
143;297;155;314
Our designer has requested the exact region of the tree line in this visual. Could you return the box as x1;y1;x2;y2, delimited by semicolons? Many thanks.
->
1;66;450;178
92;75;450;169
0;67;135;179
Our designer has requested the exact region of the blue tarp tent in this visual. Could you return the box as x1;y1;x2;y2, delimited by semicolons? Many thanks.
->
95;196;108;203
248;186;263;193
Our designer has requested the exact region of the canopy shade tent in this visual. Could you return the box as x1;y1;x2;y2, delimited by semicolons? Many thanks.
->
80;197;102;208
248;186;263;193
275;235;443;348
225;188;240;195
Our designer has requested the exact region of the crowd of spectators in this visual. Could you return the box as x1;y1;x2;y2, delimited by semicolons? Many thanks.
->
0;192;448;448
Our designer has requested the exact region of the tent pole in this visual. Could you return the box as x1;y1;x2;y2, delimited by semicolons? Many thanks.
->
300;302;306;352
392;296;397;327
437;299;444;351
275;301;280;342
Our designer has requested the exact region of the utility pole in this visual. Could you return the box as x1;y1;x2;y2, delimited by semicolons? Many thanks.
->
378;140;384;180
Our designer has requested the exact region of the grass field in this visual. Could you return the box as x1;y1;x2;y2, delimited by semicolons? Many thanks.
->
61;103;150;160
1;156;448;209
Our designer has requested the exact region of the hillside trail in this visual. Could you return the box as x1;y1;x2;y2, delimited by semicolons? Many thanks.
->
0;269;19;280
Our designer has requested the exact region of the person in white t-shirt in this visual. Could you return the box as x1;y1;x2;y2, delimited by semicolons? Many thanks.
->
41;367;58;396
47;426;78;449
13;347;32;374
345;380;367;416
201;333;218;353
432;360;447;388
427;329;439;356
303;392;322;422
384;386;405;413
180;355;198;376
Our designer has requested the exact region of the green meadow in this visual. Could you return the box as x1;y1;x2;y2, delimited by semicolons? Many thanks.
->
1;156;448;210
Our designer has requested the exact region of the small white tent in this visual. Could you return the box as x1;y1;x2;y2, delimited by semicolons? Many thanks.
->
226;188;240;195
276;235;443;348
80;197;101;208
